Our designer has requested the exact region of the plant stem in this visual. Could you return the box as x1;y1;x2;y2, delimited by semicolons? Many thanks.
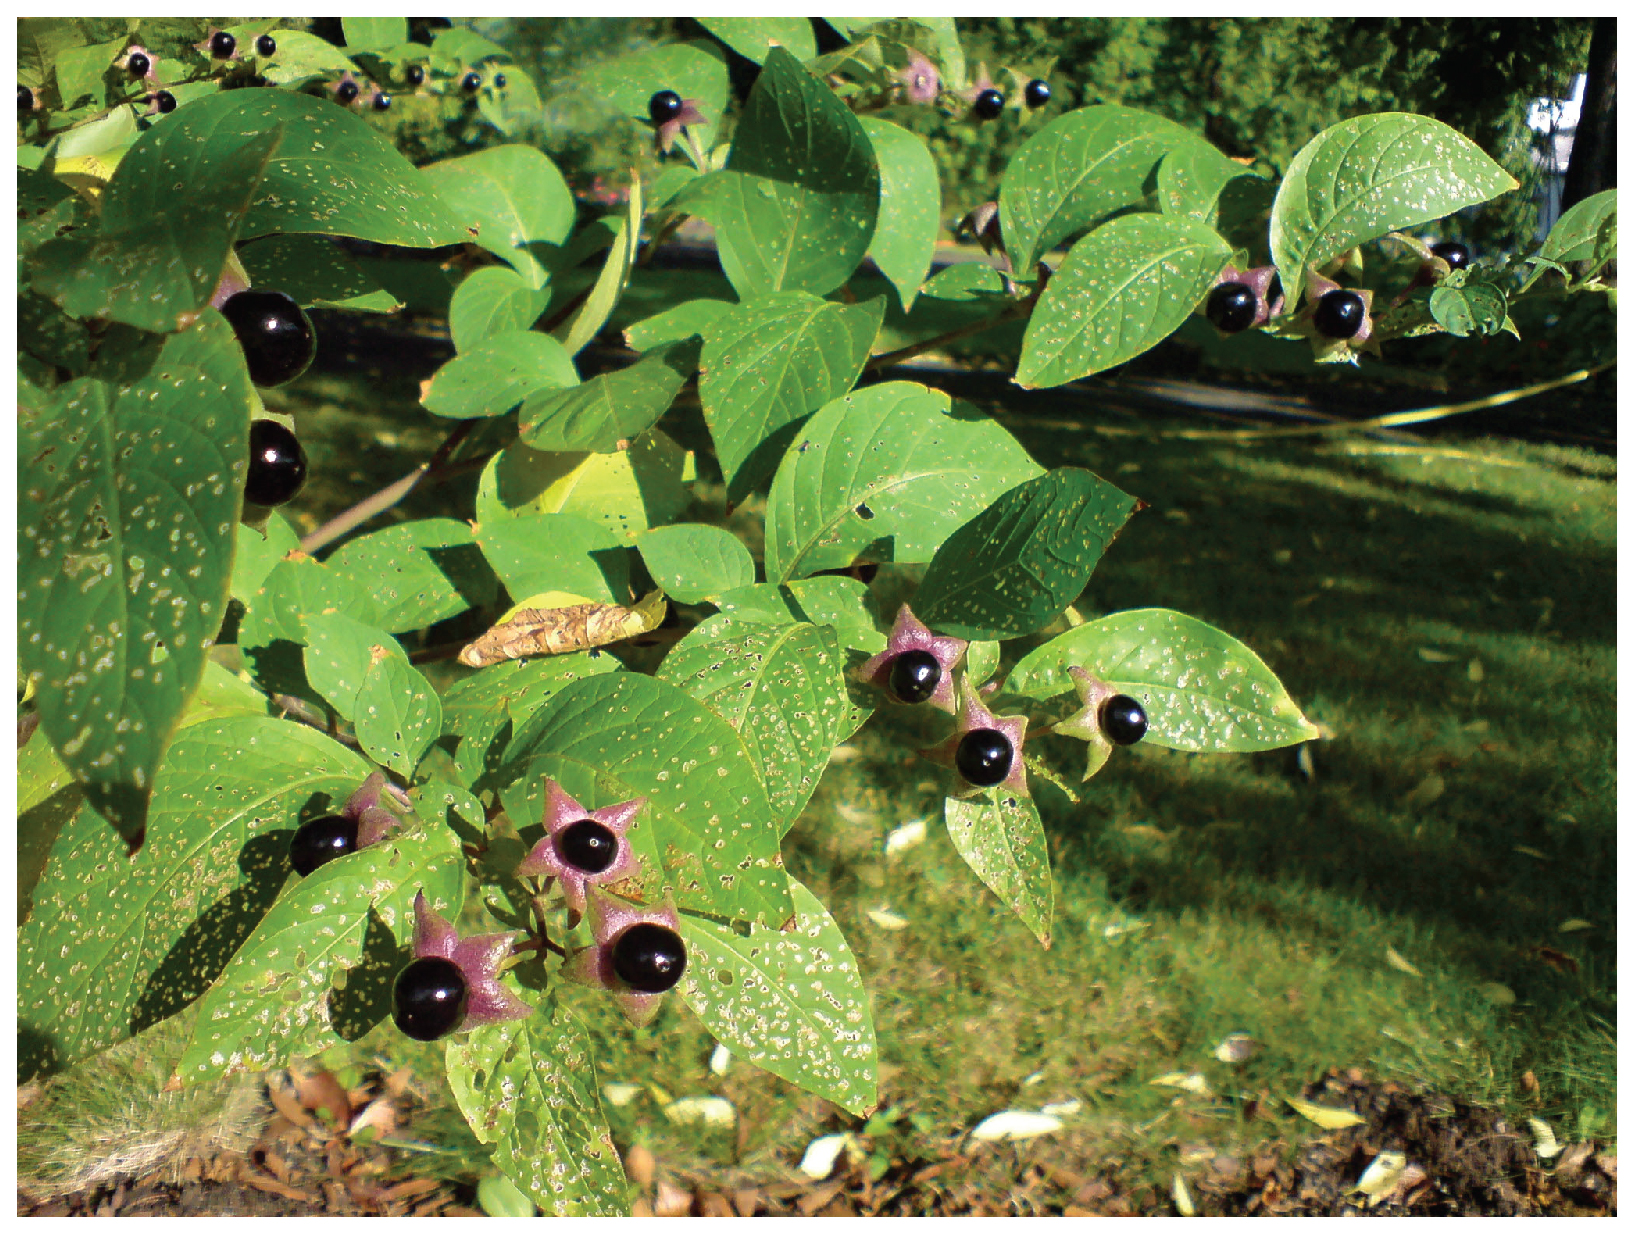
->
297;419;475;555
863;299;1033;374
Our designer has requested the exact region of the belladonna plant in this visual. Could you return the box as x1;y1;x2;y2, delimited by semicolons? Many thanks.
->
858;605;969;711
562;887;687;1027
1052;665;1150;782
919;678;1030;796
515;780;646;923
392;891;532;1041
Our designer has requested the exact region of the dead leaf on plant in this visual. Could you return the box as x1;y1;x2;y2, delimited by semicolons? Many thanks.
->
459;590;666;666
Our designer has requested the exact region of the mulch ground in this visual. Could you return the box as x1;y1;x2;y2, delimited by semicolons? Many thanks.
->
18;1067;1615;1217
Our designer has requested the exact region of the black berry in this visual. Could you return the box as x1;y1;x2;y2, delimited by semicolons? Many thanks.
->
209;31;236;59
611;923;687;993
244;420;309;507
153;91;176;114
1206;282;1258;333
1311;288;1366;340
1024;78;1051;108
18;85;33;110
393;956;468;1041
127;51;151;78
255;33;277;57
1430;241;1471;271
955;728;1012;787
648;89;683;124
557;818;618;874
461;71;481;93
888;650;941;704
372;92;392;111
1100;694;1148;746
334;79;359;105
220;289;315;388
973;88;1005;120
405;63;425;86
493;72;506;88
289;813;358;876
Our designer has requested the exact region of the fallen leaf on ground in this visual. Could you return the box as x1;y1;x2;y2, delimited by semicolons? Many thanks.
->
1286;1096;1366;1130
969;1110;1064;1141
1385;945;1422;976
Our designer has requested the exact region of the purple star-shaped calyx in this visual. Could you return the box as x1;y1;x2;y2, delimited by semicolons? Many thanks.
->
515;780;645;923
1213;264;1285;327
858;605;969;712
919;678;1030;797
1051;665;1121;782
123;45;159;84
655;98;707;155
340;770;411;848
1306;268;1375;346
410;890;532;1030
898;50;940;105
562;887;685;1027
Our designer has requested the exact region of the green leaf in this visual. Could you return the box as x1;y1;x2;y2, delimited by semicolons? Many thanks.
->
17;716;366;1080
714;577;885;653
429;26;512;73
236;233;400;313
944;790;1053;947
420;145;575;289
1536;188;1616;265
239;553;374;652
1158;143;1262;223
554;184;641;358
682;47;879;296
448;267;551;353
326;518;499;634
1006;608;1321;752
53;36;123;110
521;336;700;454
342;16;408;52
476;432;693;538
354;655;443;777
695;17;817;63
177;819;461;1081
475;511;631;604
636;524;756;604
700;291;884;499
658;616;851;828
623;297;733;351
441;653;622;740
913;468;1138;640
501;673;791;927
178;658;270;730
584;38;730;128
1000;105;1228;275
18;314;253;848
1270;113;1519;307
678;876;877;1115
920;261;1017;303
476;66;544;139
447;990;630;1217
1429;281;1508;337
302;611;404;722
857;117;941;311
763;381;1043;583
260;29;359;86
422;329;579;419
1016;212;1233;388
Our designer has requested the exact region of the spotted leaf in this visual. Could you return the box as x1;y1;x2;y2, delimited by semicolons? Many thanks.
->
944;790;1053;948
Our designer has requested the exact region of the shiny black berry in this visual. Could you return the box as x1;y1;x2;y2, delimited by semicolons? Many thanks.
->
648;89;683;124
393;956;469;1041
209;31;236;58
557;818;618;874
372;92;392;111
888;650;941;704
955;728;1012;787
1311;288;1366;340
461;71;481;93
221;289;315;388
289;813;358;876
973;88;1005;120
244;420;309;507
151;91;176;114
18;85;33;110
405;64;425;86
493;72;506;88
1024;79;1051;109
1430;241;1471;271
1100;694;1148;746
255;33;277;57
1206;282;1258;333
612;923;687;993
334;79;359;105
127;51;151;78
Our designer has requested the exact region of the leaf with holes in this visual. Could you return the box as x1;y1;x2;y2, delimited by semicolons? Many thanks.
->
230;513;299;605
447;989;629;1217
700;291;884;499
18;313;253;849
658;617;851;829
236;233;400;314
423;329;579;420
354;654;443;778
1016;212;1233;388
1007;608;1320;752
714;577;885;654
944;790;1053;948
1270;113;1518;308
637;524;756;604
763;381;1042;583
177;819;462;1082
522;336;700;454
441;652;622;740
858;116;941;311
500;673;790;927
301;612;403;723
679;876;876;1115
17;717;366;1081
326;518;499;634
448;267;552;353
624;298;733;351
913;468;1137;640
1429;281;1508;338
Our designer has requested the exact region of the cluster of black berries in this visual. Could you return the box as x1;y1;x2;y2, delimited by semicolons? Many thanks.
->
214;288;315;508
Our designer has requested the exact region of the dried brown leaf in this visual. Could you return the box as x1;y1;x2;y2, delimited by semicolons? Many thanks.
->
459;591;667;666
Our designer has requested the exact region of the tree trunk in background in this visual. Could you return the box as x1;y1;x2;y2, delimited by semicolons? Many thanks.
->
1560;16;1616;212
